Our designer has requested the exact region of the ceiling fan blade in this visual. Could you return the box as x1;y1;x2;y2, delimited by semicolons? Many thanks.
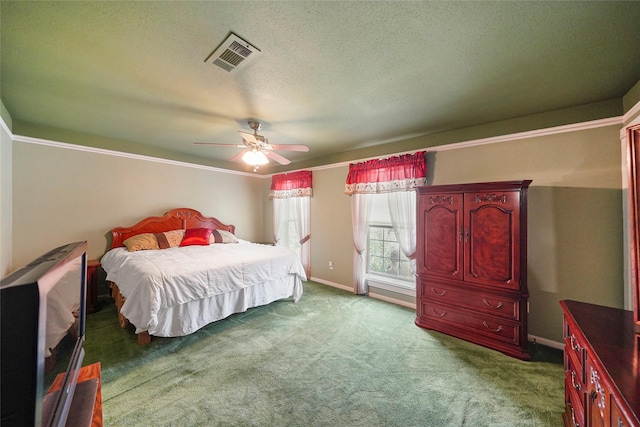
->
194;142;244;147
269;144;309;152
230;149;249;162
238;131;258;144
265;150;291;165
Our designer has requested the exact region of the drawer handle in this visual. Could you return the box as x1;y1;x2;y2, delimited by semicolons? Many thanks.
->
568;402;580;427
589;367;606;411
570;370;581;391
482;298;504;309
431;288;447;297
617;418;624;427
432;308;447;317
570;334;581;352
482;321;504;333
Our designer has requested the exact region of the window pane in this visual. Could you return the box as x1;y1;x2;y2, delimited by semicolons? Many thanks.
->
384;227;398;242
369;239;384;257
369;226;383;240
370;256;386;274
386;241;400;256
367;225;413;283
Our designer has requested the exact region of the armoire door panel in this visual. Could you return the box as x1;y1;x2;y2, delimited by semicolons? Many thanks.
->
418;193;463;280
465;192;521;289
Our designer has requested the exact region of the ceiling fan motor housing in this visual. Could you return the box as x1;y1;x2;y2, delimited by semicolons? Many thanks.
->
248;120;262;132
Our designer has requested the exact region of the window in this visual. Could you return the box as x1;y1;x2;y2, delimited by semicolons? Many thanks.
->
367;225;413;281
365;193;415;294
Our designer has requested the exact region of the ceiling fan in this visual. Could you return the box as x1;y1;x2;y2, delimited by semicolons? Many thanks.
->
195;120;309;171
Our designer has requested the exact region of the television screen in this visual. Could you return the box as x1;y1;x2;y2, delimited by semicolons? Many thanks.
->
1;241;87;427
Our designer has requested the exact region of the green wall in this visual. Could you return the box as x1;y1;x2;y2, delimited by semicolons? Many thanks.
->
10;140;266;266
305;124;624;343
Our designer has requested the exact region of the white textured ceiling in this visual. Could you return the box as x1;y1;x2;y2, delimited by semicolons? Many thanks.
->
2;1;640;173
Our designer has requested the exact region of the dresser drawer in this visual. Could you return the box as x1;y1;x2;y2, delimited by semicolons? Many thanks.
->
563;320;585;379
565;347;585;397
420;280;520;321
564;369;585;427
562;396;584;427
611;396;635;427
420;300;520;346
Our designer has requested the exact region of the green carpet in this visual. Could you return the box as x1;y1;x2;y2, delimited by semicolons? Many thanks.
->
84;282;564;426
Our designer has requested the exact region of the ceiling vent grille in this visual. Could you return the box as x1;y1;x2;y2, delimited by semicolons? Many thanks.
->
205;33;260;72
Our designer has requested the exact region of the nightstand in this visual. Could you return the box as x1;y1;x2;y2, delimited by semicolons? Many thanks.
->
86;260;101;314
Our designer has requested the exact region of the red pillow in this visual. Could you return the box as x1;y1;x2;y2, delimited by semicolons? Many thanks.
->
180;228;213;247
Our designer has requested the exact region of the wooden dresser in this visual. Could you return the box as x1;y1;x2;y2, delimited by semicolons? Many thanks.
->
415;180;531;360
560;300;639;427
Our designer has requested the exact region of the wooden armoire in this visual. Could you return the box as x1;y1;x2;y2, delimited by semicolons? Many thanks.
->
415;180;532;360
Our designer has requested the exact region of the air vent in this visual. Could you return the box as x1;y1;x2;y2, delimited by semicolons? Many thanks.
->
205;33;260;72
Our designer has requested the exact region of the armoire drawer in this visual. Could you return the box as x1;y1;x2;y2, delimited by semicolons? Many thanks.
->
419;280;520;321
419;300;521;346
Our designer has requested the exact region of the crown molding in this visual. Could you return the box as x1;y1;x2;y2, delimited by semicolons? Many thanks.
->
10;133;257;177
430;116;623;152
3;113;628;178
298;116;625;174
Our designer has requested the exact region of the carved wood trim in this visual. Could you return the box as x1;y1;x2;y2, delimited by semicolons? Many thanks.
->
109;208;236;249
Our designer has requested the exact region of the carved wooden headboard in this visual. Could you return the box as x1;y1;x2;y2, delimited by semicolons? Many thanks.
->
109;208;236;250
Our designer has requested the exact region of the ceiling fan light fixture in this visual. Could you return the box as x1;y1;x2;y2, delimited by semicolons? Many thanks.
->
242;149;269;171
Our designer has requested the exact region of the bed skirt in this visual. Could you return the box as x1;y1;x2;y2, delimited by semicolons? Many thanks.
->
118;274;303;338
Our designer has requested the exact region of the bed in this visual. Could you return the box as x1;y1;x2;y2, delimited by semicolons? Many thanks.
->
100;208;306;344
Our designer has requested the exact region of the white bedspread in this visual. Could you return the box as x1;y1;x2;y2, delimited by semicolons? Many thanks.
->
101;242;306;335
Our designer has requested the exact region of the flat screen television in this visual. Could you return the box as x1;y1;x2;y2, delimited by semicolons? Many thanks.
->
1;241;88;427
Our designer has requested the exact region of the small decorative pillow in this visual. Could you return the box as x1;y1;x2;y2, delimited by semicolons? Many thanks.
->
123;230;186;251
210;229;238;244
180;228;213;247
162;229;185;248
123;233;160;252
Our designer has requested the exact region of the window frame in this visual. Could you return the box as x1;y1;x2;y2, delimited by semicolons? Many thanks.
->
366;223;414;294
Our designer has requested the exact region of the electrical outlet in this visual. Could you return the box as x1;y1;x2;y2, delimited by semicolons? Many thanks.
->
329;261;334;270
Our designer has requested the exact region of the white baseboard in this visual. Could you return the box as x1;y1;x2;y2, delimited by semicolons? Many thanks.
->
368;292;416;309
528;334;564;350
309;277;354;293
309;277;416;310
309;277;565;350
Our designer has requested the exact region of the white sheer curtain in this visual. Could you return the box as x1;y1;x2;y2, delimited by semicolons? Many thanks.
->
292;196;311;277
272;198;286;245
345;152;426;295
387;191;417;275
351;193;373;294
270;171;312;277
